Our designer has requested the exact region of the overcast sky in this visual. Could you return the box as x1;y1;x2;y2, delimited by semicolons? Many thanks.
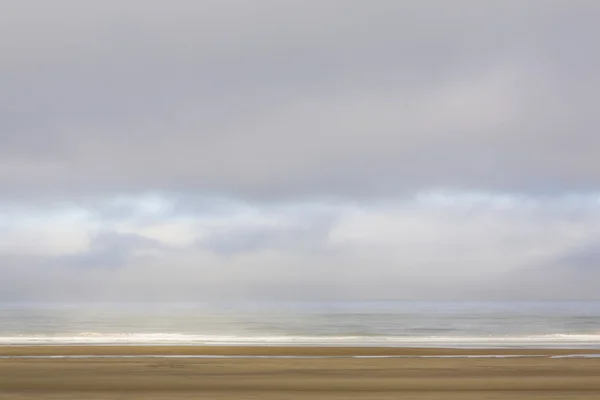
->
1;0;600;301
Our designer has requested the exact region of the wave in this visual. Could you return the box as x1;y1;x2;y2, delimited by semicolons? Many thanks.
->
1;333;600;348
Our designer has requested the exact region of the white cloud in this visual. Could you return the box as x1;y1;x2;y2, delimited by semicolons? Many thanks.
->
2;194;600;300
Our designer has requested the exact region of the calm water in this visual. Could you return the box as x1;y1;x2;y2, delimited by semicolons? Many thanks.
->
1;301;600;348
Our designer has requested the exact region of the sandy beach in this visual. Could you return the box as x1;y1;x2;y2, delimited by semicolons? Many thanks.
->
1;347;599;399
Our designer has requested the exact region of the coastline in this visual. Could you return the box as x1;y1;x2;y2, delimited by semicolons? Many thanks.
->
2;350;600;399
2;346;600;399
1;345;600;357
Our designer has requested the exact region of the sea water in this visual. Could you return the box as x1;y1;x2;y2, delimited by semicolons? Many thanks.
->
1;301;599;348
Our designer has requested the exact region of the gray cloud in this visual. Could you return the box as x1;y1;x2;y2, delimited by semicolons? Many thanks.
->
501;241;600;301
559;243;600;274
199;213;336;256
1;1;599;200
2;1;600;302
53;231;166;269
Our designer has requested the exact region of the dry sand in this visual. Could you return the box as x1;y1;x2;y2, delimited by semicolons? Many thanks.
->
1;346;600;399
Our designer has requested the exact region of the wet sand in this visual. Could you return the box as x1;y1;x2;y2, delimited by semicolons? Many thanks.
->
1;346;600;399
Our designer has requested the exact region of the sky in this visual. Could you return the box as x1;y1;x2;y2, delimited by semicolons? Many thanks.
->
1;0;600;301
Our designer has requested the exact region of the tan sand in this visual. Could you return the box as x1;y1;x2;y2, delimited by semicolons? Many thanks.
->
1;346;600;399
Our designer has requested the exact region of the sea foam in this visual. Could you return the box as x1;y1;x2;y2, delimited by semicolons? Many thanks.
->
1;333;599;348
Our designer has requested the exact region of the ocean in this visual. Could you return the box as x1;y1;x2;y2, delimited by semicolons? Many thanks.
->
1;301;599;349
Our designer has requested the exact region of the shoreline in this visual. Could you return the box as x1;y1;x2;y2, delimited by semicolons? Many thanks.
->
2;351;600;399
2;347;600;398
2;345;600;357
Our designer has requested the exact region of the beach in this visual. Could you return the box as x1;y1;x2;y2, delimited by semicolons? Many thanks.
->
2;302;600;398
1;346;600;399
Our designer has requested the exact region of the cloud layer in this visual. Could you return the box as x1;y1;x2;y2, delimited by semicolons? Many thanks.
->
2;0;599;199
2;194;600;301
1;1;599;300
